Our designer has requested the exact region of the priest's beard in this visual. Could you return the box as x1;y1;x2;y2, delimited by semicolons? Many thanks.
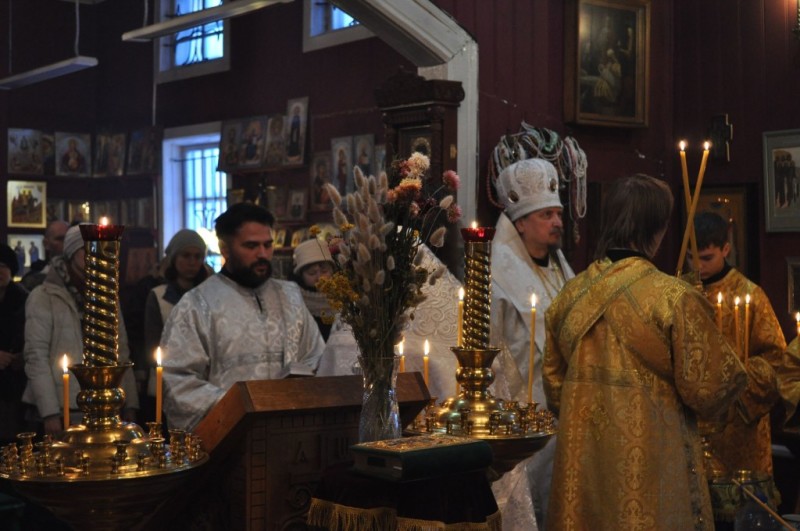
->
225;258;272;289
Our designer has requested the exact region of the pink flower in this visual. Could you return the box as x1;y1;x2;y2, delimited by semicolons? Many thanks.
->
442;170;460;191
446;203;462;223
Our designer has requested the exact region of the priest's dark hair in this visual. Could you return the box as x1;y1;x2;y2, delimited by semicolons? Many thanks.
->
594;174;673;260
215;203;275;242
694;211;728;251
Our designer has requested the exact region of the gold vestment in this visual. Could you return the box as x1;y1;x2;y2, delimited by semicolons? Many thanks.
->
701;268;785;476
544;257;747;530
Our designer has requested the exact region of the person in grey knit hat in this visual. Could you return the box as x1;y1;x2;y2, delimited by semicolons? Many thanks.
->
143;229;209;418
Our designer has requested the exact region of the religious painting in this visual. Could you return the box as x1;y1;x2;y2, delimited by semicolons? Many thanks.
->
564;0;650;127
353;134;374;176
374;144;386;175
227;188;245;206
273;228;287;249
41;132;56;175
218;120;242;172
127;126;162;175
763;129;800;232
290;227;307;248
310;152;333;211
787;257;800;316
67;200;92;225
7;234;44;277
47;198;66;223
264;114;287;168
238;116;267;169
7;128;44;174
284;97;309;166
55;132;92;176
688;186;751;279
331;136;354;196
7;180;46;229
265;185;290;221
93;131;127;177
288;189;308;221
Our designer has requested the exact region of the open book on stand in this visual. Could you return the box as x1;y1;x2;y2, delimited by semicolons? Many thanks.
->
351;433;493;481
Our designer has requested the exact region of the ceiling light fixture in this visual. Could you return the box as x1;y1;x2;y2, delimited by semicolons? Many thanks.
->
122;0;292;43
0;0;98;90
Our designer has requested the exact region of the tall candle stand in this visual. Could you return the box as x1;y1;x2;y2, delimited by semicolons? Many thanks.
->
0;222;207;531
408;226;556;475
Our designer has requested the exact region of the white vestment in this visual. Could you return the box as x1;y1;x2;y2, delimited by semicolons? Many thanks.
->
161;274;325;430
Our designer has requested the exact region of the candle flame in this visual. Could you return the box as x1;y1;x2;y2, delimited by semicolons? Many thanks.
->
717;292;723;304
679;140;686;151
156;347;162;367
424;339;430;356
531;293;537;308
734;296;741;306
458;287;465;301
398;339;404;355
470;220;478;229
62;354;69;373
703;141;711;151
745;294;751;304
99;216;109;226
795;312;799;323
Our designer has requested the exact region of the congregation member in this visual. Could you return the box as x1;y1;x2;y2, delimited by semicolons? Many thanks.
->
21;219;69;291
0;243;29;445
543;174;747;529
290;238;336;341
23;225;139;436
489;157;574;529
143;228;209;422
161;203;324;431
690;211;799;508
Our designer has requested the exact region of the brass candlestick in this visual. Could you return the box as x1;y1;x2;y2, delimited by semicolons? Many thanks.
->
0;222;207;531
408;226;556;475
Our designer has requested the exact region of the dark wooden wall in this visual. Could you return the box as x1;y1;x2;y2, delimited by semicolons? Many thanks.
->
1;0;800;334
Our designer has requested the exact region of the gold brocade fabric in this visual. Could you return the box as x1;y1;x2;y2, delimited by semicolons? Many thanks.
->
701;268;786;476
543;257;747;531
307;498;502;531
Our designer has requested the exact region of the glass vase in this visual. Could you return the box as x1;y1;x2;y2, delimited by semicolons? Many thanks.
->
357;354;401;443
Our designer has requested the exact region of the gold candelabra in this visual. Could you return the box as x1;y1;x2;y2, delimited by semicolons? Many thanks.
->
0;222;207;531
408;226;556;475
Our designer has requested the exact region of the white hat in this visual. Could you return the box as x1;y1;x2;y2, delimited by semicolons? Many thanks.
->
495;159;562;221
293;239;333;275
63;225;85;259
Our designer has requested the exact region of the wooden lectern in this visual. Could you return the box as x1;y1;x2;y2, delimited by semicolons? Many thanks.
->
155;374;429;530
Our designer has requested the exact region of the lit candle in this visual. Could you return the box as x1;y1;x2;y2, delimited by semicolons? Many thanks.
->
796;312;800;338
676;142;711;277
423;339;430;387
398;339;405;373
716;292;723;331
460;221;496;242
528;294;537;404
62;354;70;431
457;287;465;347
744;294;751;362
734;297;741;356
155;347;163;424
678;141;701;276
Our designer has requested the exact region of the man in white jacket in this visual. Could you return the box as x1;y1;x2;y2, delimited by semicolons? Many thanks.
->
490;158;575;530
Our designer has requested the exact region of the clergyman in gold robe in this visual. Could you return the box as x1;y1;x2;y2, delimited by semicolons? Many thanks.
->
689;212;790;477
543;174;748;530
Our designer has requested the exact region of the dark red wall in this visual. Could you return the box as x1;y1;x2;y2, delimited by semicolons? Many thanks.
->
2;0;800;335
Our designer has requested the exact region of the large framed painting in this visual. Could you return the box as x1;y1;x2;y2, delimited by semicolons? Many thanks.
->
331;136;354;196
7;233;44;277
284;97;309;166
7;128;44;174
564;0;650;127
763;129;800;232
7;180;46;229
55;132;92;176
309;151;333;211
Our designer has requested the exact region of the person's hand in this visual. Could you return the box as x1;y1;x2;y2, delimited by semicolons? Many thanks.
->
0;350;14;370
44;415;63;436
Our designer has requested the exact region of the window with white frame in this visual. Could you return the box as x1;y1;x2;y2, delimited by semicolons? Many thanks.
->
162;124;225;272
303;0;373;53
155;0;230;84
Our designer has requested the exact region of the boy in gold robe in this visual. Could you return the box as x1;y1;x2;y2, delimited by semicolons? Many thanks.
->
543;175;747;530
689;212;790;508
